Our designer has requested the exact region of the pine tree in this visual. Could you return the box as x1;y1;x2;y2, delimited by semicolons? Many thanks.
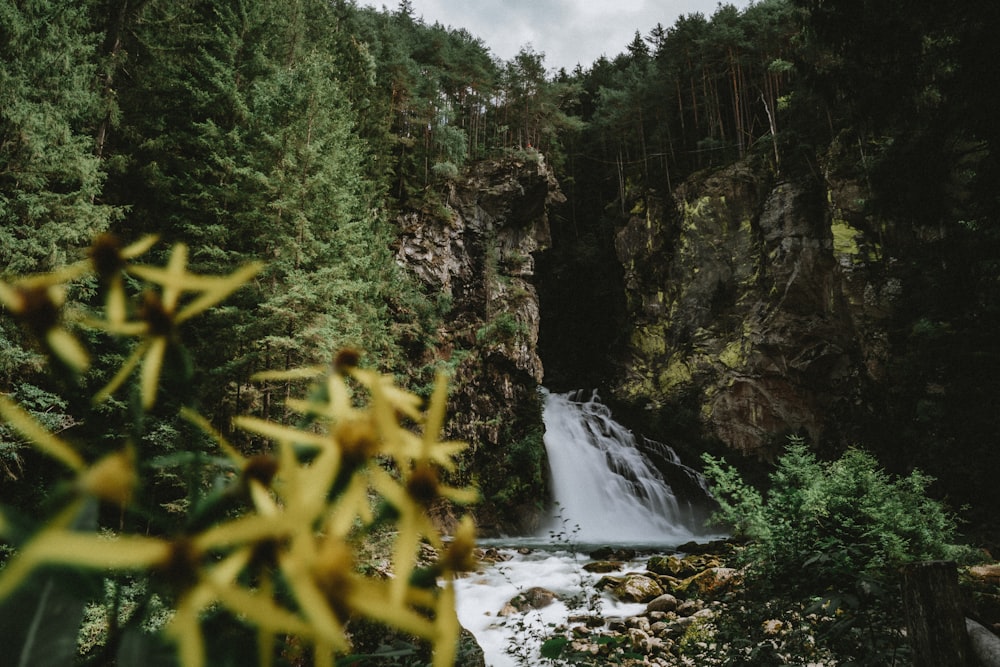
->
0;0;114;274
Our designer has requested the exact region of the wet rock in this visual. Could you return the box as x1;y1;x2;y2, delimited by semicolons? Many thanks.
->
676;598;703;617
583;560;626;573
612;573;664;603
591;546;637;561
671;567;739;599
646;593;679;613
498;586;558;615
647;554;721;578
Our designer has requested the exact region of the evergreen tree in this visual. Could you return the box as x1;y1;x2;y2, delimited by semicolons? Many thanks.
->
0;0;114;275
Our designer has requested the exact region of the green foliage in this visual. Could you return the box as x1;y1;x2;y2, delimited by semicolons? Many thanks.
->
701;438;973;664
704;439;966;594
489;424;546;508
0;0;115;275
476;312;528;346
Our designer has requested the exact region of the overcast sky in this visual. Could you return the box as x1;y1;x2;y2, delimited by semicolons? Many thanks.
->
361;0;754;73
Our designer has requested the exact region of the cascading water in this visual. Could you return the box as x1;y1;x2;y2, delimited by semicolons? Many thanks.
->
454;390;719;665
537;388;714;545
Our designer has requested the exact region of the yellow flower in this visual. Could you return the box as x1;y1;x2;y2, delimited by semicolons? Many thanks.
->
234;359;477;665
0;394;138;507
0;234;158;373
91;243;262;408
0;280;90;373
86;233;159;325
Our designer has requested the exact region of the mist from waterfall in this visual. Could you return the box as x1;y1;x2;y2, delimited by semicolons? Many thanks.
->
537;389;714;546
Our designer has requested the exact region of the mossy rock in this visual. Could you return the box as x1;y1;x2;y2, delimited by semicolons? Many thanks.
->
670;567;739;600
611;573;664;603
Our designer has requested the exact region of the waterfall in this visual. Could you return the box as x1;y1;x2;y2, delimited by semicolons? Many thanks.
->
538;389;714;545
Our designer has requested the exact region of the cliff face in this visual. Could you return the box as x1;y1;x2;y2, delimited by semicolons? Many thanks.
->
613;162;891;459
395;153;563;534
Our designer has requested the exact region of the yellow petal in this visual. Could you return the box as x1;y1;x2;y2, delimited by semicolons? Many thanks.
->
180;407;245;466
94;341;149;405
290;447;340;517
280;558;349;651
175;262;264;324
423;371;450;449
432;582;460;667
0;530;170;600
105;277;127;326
45;327;90;373
13;263;89;289
250;365;325;382
441;484;479;506
348;579;436;640
120;234;159;259
167;597;206;667
140;336;167;409
390;512;421;606
0;394;85;472
232;417;330;449
248;479;279;516
161;243;189;312
0;281;22;310
194;513;288;552
212;584;314;637
78;447;137;506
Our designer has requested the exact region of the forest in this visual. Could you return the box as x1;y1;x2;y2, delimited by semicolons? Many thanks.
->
1;0;999;665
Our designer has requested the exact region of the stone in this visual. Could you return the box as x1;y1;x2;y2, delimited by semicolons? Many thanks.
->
591;546;637;561
628;627;651;651
499;586;558;615
583;560;626;573
646;593;679;613
626;616;651;633
613;574;664;603
648;554;722;578
671;567;739;599
676;599;702;617
650;621;671;637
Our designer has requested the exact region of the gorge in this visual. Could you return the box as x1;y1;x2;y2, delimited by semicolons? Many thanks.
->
2;1;998;664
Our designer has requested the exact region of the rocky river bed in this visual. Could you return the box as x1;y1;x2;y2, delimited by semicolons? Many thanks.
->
454;539;1000;667
454;539;757;667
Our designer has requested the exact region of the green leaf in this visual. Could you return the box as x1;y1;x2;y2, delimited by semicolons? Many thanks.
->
540;636;569;659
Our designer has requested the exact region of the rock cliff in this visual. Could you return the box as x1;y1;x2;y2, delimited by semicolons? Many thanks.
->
394;152;563;534
612;161;892;459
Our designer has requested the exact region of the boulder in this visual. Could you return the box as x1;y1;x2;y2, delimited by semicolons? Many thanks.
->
646;593;679;614
612;574;664;603
647;554;721;578
583;560;626;573
671;567;739;599
590;547;637;561
498;586;558;615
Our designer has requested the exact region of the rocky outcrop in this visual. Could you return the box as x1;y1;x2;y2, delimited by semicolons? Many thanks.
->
394;152;563;534
612;161;892;458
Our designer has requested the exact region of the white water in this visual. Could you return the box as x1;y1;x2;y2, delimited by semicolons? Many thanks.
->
537;388;709;546
455;389;719;666
454;549;648;667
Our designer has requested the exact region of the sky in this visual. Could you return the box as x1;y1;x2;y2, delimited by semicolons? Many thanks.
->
361;0;754;73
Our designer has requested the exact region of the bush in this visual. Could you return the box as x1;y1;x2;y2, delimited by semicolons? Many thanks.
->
702;438;973;664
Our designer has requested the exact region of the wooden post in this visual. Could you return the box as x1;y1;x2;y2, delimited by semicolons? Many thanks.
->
901;560;969;667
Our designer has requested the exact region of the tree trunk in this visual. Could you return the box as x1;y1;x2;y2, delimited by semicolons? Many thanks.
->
901;561;969;667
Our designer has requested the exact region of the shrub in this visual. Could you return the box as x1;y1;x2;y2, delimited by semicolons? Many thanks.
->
704;439;969;594
702;437;973;664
